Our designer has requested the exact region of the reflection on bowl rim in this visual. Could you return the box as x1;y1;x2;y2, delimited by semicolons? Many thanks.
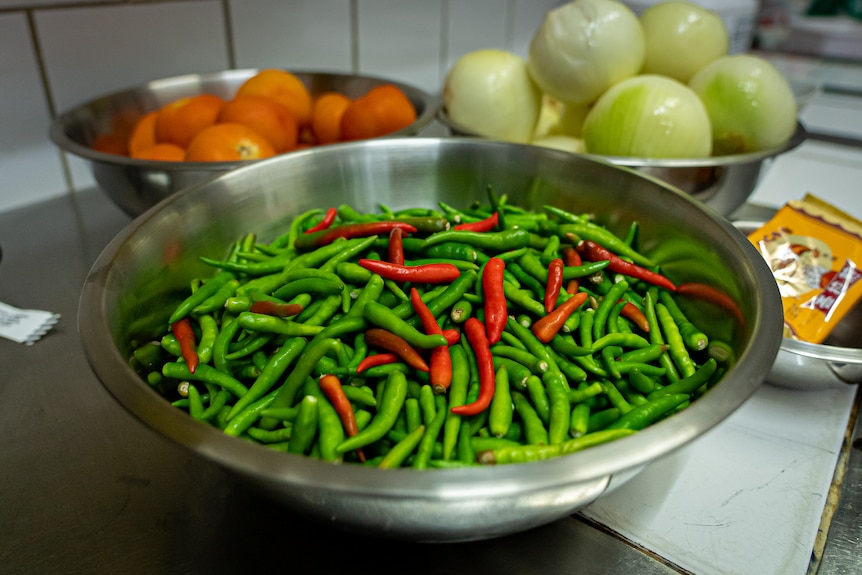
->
50;68;438;171
436;107;807;168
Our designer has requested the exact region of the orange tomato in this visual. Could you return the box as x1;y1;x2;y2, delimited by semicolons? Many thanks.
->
341;84;417;141
235;69;313;126
311;92;352;145
155;94;225;148
185;123;275;162
131;143;186;162
127;111;158;156
217;95;298;153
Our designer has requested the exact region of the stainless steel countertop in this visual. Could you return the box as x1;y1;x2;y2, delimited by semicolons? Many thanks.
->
0;188;858;574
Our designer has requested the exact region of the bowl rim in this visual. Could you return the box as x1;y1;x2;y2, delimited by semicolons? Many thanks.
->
436;106;808;167
50;68;438;171
78;136;784;497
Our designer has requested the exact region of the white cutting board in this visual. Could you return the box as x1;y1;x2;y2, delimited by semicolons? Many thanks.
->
582;381;856;575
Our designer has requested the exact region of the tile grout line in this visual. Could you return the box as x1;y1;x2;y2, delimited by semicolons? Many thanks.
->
221;0;237;69
438;0;448;89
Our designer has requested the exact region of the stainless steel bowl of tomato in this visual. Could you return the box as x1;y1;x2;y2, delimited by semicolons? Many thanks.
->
50;69;436;217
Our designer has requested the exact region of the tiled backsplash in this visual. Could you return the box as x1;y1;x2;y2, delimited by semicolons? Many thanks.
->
0;0;563;213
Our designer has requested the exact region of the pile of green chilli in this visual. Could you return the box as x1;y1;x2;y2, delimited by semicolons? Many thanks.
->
130;193;739;468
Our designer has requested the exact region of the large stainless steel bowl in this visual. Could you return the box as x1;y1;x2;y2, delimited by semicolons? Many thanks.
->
50;69;436;217
438;109;806;216
78;137;783;542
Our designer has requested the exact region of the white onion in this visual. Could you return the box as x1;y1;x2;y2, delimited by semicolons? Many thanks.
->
531;135;586;154
640;1;729;83
527;0;645;105
442;49;542;144
532;95;590;140
582;74;712;158
688;54;798;154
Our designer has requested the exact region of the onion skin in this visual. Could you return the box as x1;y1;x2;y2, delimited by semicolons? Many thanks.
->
640;1;729;83
527;0;645;106
443;49;541;144
582;75;712;159
689;55;798;155
531;135;586;155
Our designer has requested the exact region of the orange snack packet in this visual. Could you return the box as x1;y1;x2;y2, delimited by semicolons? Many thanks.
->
748;194;862;344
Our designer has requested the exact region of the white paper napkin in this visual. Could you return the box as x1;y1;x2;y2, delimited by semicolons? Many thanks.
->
0;301;60;345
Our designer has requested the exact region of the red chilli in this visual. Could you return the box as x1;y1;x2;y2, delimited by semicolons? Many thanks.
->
364;328;429;372
358;259;461;284
482;257;507;345
442;329;461;346
410;287;452;393
453;211;499;232
355;353;399;373
294;221;417;250
450;318;496;416
676;282;746;328
545;258;564;314
248;301;304;318
531;291;589;344
319;374;365;462
304;207;337;235
562;246;582;294
171;318;199;374
387;227;405;266
576;239;676;292
619;300;650;333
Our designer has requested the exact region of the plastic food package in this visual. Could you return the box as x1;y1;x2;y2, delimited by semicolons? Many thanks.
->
748;194;862;344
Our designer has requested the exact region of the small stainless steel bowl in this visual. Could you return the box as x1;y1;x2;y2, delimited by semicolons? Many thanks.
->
50;69;436;217
79;137;783;542
437;108;806;216
735;219;862;390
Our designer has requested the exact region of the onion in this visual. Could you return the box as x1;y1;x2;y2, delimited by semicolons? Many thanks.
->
688;55;798;154
442;49;541;144
531;135;586;155
532;94;590;140
640;1;729;83
527;0;645;105
581;74;712;158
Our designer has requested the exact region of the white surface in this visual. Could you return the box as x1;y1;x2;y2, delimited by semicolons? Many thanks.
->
749;140;862;220
583;381;857;575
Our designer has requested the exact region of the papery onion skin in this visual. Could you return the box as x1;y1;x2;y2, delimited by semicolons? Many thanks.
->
527;0;645;106
443;49;542;144
640;1;729;83
532;95;590;140
531;135;586;154
688;55;798;155
582;74;713;159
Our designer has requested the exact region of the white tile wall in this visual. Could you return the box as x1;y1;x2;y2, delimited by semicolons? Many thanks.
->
230;0;352;71
0;0;563;214
0;13;66;212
